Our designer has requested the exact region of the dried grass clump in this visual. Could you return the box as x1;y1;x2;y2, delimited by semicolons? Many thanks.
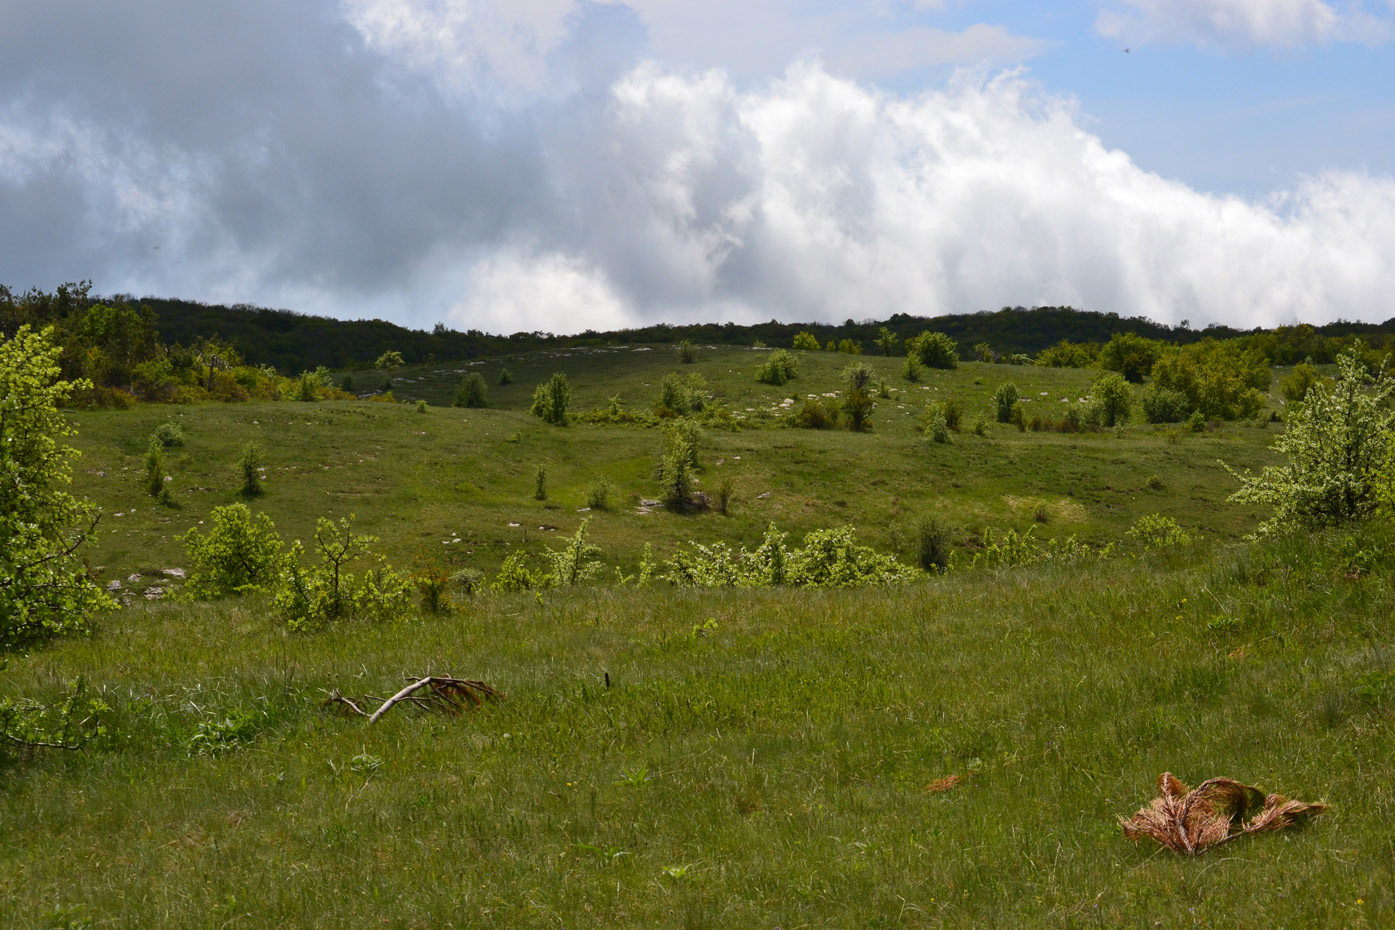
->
1120;772;1328;855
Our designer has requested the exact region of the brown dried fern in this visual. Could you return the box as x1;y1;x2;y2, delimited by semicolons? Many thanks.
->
1120;772;1328;855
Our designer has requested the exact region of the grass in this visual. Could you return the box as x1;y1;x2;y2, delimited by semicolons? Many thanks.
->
2;524;1393;927
4;345;1390;927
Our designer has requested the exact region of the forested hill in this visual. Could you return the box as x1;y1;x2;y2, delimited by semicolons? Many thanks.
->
7;284;1395;373
141;298;1395;372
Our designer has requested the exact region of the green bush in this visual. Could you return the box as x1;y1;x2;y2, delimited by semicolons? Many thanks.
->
1126;513;1193;550
454;371;488;408
542;518;604;586
492;551;537;593
530;372;571;425
755;349;798;386
180;503;285;599
908;331;958;369
792;397;837;429
585;476;613;510
1141;385;1193;423
659;425;699;512
144;441;169;499
840;362;875;431
914;514;953;572
656;373;708;415
875;327;898;356
149;421;185;448
928;412;952;444
533;464;548;501
792;331;821;351
993;382;1020;423
1152;339;1269;420
676;339;697;364
273;516;411;631
901;355;924;382
498;366;513;385
237;441;265;497
665;523;912;588
1098;333;1163;382
294;370;321;402
1280;361;1320;403
1227;342;1394;535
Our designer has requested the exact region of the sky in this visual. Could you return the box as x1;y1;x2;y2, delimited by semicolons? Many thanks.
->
1;0;1393;335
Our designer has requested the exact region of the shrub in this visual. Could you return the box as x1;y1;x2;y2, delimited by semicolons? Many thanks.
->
1127;514;1193;550
785;527;918;588
837;338;862;355
1036;339;1099;368
929;412;952;444
294;370;321;401
793;398;837;429
542;517;604;586
180;504;285;599
530;372;571;425
144;441;169;499
1188;410;1207;432
1280;361;1319;403
237;441;265;496
972;416;989;437
454;371;488;408
841;362;875;431
993;382;1020;423
676;338;697;364
755;349;798;386
656;372;708;415
1152;339;1269;420
0;326;111;649
715;476;735;515
339;374;354;392
498;366;513;385
375;350;404;371
659;429;698;512
1227;342;1394;535
875;327;898;356
908;331;958;369
273;516;411;630
914;514;953;572
492;551;537;593
1088;373;1133;427
585;476;613;510
901;355;924;382
149;421;185;448
533;464;548;501
792;331;821;351
1141;385;1193;423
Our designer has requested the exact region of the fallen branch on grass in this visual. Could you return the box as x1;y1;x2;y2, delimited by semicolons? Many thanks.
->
1120;772;1328;855
322;675;503;723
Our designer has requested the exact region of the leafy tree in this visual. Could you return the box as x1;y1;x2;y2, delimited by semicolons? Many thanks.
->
1141;385;1193;423
1036;339;1098;368
1227;343;1394;535
792;331;821;351
1089;373;1134;427
1280;361;1320;403
180;504;285;599
375;350;405;371
1098;333;1162;382
530;372;571;425
840;362;876;431
874;327;899;356
454;371;488;408
908;331;959;369
0;326;112;648
837;338;862;355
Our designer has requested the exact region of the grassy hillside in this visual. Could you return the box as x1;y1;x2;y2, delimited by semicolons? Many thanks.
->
4;342;1391;928
68;347;1282;590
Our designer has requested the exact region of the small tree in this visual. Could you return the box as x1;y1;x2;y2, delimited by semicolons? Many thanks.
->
533;464;548;501
909;331;958;369
1089;373;1133;428
454;371;488;408
914;514;953;572
993;382;1020;423
375;350;405;371
0;326;111;649
498;366;513;386
237;441;265;496
756;350;798;386
1227;343;1394;535
676;338;697;364
530;372;571;425
841;362;875;431
543;517;604;586
792;331;821;351
875;326;899;357
901;355;924;382
180;503;284;599
659;427;698;512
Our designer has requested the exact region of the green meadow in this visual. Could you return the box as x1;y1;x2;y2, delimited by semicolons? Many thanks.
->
3;345;1392;928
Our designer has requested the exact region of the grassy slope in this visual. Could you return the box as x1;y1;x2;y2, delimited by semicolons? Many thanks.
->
5;346;1390;928
68;347;1280;591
